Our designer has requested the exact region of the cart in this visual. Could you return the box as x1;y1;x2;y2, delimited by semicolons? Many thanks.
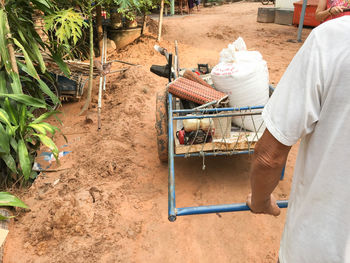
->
152;45;288;222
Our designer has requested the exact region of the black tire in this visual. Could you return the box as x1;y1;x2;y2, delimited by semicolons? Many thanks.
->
261;0;270;5
155;91;168;163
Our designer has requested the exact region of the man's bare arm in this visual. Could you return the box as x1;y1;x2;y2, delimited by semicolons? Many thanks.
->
247;129;291;216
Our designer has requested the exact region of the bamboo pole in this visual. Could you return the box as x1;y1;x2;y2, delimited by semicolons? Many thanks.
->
79;2;94;115
103;29;107;92
170;0;175;15
158;0;164;42
0;0;19;75
97;29;106;129
96;4;103;56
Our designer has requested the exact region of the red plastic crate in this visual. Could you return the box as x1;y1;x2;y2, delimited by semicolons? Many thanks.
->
293;0;321;27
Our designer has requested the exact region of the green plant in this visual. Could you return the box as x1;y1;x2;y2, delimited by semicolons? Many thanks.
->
4;0;69;77
139;0;161;13
45;8;88;45
0;1;85;186
111;0;160;20
0;192;28;220
44;8;89;60
0;94;62;183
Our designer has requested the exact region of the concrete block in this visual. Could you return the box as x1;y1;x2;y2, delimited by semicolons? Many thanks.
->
274;8;294;25
257;7;276;23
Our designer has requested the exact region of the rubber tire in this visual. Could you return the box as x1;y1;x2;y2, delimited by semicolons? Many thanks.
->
261;0;270;4
155;91;168;163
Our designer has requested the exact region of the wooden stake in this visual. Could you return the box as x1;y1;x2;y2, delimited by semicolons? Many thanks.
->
158;0;164;42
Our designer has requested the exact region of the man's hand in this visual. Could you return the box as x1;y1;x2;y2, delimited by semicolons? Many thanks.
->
247;193;280;216
330;5;346;15
247;130;290;217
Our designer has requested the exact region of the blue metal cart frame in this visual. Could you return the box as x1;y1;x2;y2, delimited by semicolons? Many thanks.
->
167;92;288;222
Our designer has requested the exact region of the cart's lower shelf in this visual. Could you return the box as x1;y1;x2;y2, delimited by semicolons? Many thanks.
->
175;132;263;154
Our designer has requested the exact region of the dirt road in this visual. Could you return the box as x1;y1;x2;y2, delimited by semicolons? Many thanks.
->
4;2;311;263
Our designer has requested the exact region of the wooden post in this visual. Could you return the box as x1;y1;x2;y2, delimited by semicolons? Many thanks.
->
141;12;147;36
158;0;164;42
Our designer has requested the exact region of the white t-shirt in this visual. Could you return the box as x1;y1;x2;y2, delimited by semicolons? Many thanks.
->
262;16;350;263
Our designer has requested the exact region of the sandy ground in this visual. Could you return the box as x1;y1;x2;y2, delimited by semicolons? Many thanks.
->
3;2;312;263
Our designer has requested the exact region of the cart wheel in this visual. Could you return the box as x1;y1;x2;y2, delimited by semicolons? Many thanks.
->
155;91;168;163
261;0;270;4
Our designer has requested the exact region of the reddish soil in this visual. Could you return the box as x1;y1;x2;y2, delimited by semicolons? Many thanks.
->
4;2;311;263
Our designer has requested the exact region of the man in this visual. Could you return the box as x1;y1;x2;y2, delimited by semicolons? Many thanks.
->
247;16;350;263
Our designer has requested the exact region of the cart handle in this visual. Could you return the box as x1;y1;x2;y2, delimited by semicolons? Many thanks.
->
154;45;170;62
154;45;174;82
169;200;288;221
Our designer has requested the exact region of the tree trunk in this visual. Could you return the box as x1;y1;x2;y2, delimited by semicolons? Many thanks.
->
80;4;94;115
96;4;103;57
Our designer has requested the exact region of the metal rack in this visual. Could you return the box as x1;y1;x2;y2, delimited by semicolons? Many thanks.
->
167;92;288;221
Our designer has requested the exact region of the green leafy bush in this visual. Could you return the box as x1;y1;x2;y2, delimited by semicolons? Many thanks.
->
0;95;62;182
0;1;85;186
110;0;161;20
44;8;89;60
45;8;88;45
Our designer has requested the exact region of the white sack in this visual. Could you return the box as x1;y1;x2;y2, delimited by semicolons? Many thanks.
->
212;38;269;131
